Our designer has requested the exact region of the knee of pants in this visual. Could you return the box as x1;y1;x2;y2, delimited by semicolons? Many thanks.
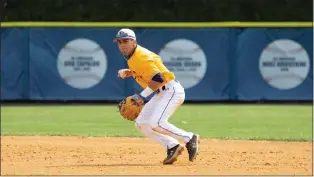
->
148;119;167;130
135;119;158;130
135;121;150;130
136;118;167;130
135;122;155;134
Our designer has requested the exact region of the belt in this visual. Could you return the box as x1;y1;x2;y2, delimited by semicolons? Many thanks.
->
155;85;166;94
155;80;179;94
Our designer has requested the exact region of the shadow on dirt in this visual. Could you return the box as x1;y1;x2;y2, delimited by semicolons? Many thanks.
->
48;163;164;167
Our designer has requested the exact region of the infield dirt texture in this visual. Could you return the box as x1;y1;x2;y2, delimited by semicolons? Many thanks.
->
1;105;313;175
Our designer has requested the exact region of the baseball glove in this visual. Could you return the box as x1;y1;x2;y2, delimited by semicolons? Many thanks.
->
118;96;144;121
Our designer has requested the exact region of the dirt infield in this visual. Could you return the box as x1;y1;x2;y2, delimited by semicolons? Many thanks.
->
1;136;312;175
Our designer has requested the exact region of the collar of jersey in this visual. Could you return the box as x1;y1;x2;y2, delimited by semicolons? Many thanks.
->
123;45;138;60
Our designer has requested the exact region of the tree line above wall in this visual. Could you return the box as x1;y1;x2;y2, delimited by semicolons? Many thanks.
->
2;0;312;22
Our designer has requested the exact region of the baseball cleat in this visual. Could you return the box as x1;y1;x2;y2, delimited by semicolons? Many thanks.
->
163;144;184;165
186;134;200;162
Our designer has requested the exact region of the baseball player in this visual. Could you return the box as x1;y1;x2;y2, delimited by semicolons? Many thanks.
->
114;28;200;165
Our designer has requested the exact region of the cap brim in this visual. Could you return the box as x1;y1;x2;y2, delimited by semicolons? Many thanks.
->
113;37;136;42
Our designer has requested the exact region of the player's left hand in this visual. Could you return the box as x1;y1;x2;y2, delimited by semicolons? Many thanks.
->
118;95;144;121
131;93;145;106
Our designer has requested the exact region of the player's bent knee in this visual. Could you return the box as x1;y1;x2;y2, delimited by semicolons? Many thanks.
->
151;125;173;137
135;122;157;134
149;119;169;128
135;121;151;130
150;120;172;134
147;121;159;129
148;121;164;131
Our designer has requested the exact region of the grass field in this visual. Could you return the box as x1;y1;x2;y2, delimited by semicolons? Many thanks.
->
1;104;312;141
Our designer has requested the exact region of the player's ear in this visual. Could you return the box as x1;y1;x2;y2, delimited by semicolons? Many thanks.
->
133;40;137;47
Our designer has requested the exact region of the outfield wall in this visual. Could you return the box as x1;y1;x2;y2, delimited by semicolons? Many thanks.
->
1;27;313;101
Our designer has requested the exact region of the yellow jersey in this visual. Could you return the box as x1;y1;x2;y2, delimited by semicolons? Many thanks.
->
127;45;176;89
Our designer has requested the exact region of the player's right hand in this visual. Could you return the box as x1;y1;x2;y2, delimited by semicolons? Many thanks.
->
117;69;132;79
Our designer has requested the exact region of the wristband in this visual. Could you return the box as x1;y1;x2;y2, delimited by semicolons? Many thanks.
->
140;87;154;98
133;94;145;101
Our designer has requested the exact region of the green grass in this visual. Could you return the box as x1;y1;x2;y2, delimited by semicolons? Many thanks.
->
1;104;312;141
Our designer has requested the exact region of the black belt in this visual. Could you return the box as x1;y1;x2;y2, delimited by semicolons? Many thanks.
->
155;85;166;94
155;80;179;94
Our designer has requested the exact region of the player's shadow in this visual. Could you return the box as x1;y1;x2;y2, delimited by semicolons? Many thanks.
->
50;163;160;167
75;163;160;167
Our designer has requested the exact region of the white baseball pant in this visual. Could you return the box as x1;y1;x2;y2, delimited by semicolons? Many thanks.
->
135;80;194;149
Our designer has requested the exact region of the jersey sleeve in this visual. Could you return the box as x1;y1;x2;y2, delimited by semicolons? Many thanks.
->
142;58;160;82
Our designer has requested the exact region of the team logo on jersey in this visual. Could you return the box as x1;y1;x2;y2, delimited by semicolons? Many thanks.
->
259;39;310;90
158;39;207;89
57;38;107;89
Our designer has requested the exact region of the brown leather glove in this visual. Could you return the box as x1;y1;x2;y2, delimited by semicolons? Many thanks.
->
118;95;144;121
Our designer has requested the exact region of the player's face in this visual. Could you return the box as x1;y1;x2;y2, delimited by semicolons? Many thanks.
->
117;39;137;56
